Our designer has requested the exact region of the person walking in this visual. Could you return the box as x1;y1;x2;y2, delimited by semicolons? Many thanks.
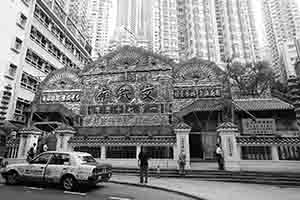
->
138;147;150;184
43;143;48;152
26;143;36;162
178;151;186;175
216;144;224;170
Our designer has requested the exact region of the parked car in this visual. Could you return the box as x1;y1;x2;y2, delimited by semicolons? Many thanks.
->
1;151;112;191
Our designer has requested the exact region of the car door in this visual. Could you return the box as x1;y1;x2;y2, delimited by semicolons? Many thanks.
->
44;153;72;184
23;153;53;182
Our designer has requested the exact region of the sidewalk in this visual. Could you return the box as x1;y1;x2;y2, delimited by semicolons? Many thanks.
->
110;174;300;200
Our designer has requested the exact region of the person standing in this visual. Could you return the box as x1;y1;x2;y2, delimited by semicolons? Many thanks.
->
26;143;36;162
43;143;48;152
216;144;224;170
138;147;150;184
178;151;186;175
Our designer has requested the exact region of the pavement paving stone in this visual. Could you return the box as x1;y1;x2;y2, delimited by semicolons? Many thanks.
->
111;174;300;200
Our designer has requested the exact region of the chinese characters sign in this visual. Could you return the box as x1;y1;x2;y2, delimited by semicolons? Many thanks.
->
87;103;172;115
83;115;169;126
242;119;275;135
41;92;81;103
173;86;221;99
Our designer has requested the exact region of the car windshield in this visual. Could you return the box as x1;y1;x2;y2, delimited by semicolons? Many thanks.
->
77;155;96;164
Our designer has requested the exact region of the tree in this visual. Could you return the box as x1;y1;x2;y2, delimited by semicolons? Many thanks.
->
227;60;275;97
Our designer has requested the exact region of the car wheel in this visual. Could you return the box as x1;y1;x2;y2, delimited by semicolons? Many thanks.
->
62;176;77;191
6;171;20;185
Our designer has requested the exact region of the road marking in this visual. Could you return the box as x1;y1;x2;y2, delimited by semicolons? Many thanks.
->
64;191;87;196
24;186;44;190
108;196;132;200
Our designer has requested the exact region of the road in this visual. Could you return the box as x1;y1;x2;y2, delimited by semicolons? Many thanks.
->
0;182;195;200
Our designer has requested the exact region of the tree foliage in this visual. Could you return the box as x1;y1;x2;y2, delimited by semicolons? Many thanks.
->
227;60;275;97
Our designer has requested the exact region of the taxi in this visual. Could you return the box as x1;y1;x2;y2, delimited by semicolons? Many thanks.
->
1;151;112;191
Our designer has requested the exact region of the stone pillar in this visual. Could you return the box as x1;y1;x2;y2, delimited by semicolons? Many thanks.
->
17;127;42;158
101;146;106;160
174;122;191;169
136;145;141;160
217;122;241;171
271;146;279;160
55;125;76;152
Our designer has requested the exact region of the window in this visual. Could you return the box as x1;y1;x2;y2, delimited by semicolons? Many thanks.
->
8;64;17;77
21;72;39;92
143;146;174;159
77;155;97;164
106;146;136;159
31;153;52;164
12;37;23;52
14;97;30;122
49;153;71;165
74;146;101;158
18;13;27;28
241;146;272;160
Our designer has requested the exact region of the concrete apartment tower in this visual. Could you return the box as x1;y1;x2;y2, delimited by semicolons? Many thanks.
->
263;0;300;81
177;0;260;63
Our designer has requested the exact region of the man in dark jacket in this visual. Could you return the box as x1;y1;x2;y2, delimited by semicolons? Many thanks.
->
138;147;150;184
27;143;36;162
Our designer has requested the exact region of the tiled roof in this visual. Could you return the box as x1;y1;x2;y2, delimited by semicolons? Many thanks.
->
69;135;176;145
175;122;191;129
18;126;42;134
77;125;173;136
236;136;300;145
233;98;294;111
217;122;238;129
174;99;223;117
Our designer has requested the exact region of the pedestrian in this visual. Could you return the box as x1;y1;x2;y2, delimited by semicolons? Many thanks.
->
43;143;48;152
156;165;160;178
138;147;150;184
26;143;36;162
178;151;186;175
216;144;224;170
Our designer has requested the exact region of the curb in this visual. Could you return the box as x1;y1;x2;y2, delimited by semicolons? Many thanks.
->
109;180;206;200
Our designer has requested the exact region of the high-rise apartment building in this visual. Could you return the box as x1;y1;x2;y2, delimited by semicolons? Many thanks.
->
152;0;179;60
177;0;220;62
109;0;152;54
62;0;91;40
0;0;91;125
177;0;260;63
263;0;300;81
88;0;113;59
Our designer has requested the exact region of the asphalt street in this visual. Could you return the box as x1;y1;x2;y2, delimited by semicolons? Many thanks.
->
0;182;195;200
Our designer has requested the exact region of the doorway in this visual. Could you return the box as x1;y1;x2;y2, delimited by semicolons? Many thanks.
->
189;133;217;161
189;134;203;160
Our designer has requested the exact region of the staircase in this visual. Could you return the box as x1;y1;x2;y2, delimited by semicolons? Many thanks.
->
112;167;300;186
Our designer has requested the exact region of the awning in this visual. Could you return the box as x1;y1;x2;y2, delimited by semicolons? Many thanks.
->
77;125;173;136
233;98;294;111
27;103;79;119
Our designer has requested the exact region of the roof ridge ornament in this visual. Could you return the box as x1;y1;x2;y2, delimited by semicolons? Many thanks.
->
175;121;191;129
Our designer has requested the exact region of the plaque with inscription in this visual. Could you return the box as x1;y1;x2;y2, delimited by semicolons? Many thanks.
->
41;92;81;103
